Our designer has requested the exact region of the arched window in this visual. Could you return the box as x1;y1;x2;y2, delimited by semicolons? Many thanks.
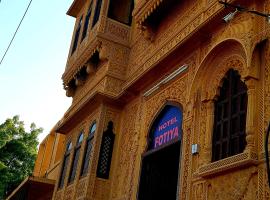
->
80;122;96;176
96;121;115;179
81;1;93;41
68;132;84;183
58;141;72;188
212;69;248;161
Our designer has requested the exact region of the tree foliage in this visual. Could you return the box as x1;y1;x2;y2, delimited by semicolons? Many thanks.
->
0;116;42;199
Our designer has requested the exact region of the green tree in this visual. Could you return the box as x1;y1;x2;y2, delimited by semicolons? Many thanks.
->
0;116;42;199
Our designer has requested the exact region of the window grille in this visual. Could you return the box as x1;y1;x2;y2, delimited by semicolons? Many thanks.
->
96;121;115;179
212;69;247;161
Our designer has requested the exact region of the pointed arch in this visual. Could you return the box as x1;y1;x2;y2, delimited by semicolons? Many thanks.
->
138;102;183;200
212;69;248;161
146;102;183;151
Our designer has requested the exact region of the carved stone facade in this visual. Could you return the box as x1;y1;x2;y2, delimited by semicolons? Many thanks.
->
43;0;270;200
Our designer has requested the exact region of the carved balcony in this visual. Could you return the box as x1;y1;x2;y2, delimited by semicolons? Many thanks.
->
63;15;131;106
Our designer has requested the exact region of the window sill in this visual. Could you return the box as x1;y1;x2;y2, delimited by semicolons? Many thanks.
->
57;187;64;191
197;150;258;177
67;181;75;187
80;173;89;179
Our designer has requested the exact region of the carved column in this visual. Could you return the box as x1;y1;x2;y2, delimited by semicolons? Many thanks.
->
201;100;215;165
180;116;193;200
244;77;257;152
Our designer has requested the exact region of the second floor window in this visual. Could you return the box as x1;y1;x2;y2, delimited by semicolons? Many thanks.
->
81;1;93;41
72;16;83;54
81;122;96;176
212;69;248;162
68;132;84;183
92;0;102;27
108;0;134;25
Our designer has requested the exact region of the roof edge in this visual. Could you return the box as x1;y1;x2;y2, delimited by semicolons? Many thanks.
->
67;0;84;17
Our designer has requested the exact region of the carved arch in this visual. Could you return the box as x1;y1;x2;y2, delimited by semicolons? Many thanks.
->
201;55;246;101
189;39;248;102
247;39;268;80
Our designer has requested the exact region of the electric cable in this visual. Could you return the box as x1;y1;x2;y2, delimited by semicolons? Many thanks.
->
0;0;33;65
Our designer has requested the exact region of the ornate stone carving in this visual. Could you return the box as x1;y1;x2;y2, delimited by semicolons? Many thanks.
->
200;100;214;165
199;56;246;101
54;191;63;200
191;181;209;200
111;100;140;199
53;1;270;200
144;75;188;127
63;40;102;86
141;75;192;200
207;167;257;200
198;151;258;177
180;126;192;200
75;178;87;199
104;76;124;97
64;185;75;200
126;0;212;83
133;0;164;26
105;18;130;44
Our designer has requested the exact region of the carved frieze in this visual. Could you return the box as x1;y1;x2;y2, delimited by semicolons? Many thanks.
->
63;40;102;86
126;1;221;83
207;167;258;200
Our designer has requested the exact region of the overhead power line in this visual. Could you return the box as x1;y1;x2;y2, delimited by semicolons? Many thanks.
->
0;0;33;65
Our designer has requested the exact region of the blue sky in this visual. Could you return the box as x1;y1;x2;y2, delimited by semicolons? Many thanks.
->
0;0;75;141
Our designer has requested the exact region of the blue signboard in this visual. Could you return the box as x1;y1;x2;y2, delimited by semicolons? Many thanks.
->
150;106;182;149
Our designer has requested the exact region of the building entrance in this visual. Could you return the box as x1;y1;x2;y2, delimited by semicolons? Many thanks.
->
138;141;181;200
138;104;182;200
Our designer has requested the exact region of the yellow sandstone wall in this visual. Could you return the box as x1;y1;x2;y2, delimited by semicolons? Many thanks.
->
52;0;270;199
33;130;66;181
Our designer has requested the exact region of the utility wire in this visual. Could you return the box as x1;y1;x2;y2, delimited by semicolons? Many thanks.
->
0;0;33;65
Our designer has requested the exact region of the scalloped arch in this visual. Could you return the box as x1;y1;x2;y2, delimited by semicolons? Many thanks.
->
189;39;248;102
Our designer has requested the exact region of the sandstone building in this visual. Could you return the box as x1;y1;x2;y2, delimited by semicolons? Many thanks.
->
7;0;270;199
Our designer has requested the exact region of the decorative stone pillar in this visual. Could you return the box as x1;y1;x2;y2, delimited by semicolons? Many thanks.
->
201;99;215;165
141;25;155;42
75;77;84;86
244;77;257;152
86;63;95;74
99;46;108;61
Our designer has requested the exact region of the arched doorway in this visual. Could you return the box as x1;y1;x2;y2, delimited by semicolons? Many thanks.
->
138;104;183;200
